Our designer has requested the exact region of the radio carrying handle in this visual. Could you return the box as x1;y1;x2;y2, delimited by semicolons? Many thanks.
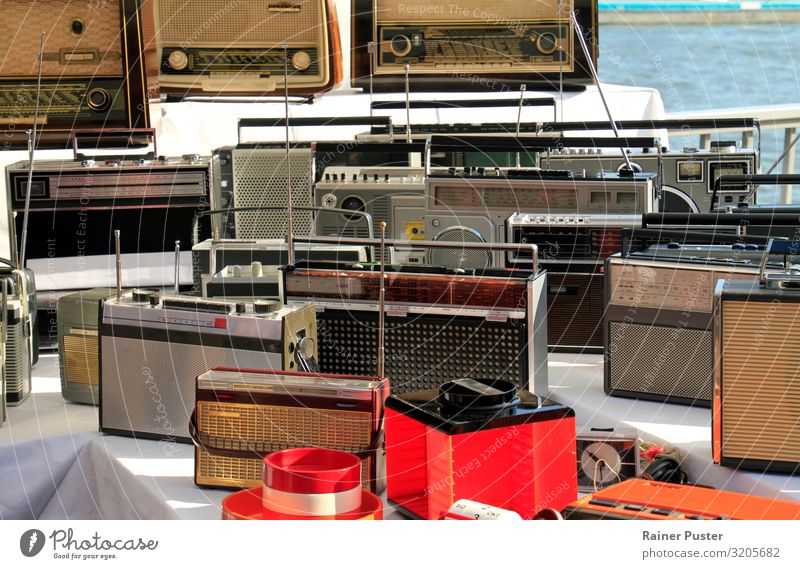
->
71;128;157;160
621;227;782;256
758;238;800;285
643;212;800;228
711;174;800;212
237;116;393;144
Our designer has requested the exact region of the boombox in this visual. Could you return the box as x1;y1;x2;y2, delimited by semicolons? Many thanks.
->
58;288;117;405
0;0;149;148
191;368;388;493
2;272;32;406
191;238;368;297
426;164;655;270
100;291;318;441
605;241;789;406
714;246;800;475
385;378;577;520
314;166;426;263
212;144;314;239
507;213;642;350
351;0;597;91
547;141;757;213
143;0;342;96
6;149;212;291
283;238;549;396
562;479;800;520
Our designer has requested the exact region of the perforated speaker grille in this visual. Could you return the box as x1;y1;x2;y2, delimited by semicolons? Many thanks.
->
319;194;388;239
63;334;99;386
231;148;314;238
430;227;491;270
157;0;321;45
608;322;713;402
101;337;281;439
5;320;27;397
317;311;526;393
547;272;604;348
720;300;800;463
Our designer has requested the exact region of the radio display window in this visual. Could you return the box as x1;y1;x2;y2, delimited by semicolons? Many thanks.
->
433;186;577;210
19;179;47;199
677;160;703;182
708;161;750;193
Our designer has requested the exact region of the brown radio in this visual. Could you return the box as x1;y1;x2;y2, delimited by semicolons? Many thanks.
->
190;368;388;494
351;0;596;91
143;0;343;96
0;0;149;149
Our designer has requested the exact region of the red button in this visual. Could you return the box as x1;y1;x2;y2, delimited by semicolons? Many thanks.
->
214;318;227;328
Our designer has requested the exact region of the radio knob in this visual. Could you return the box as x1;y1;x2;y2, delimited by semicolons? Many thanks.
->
363;173;368;182
321;193;337;208
254;299;282;314
352;173;357;182
385;173;390;183
251;261;263;277
235;303;247;314
373;174;379;182
296;336;316;359
333;173;338;182
389;34;413;57
167;50;189;71
132;289;152;303
536;32;559;55
291;51;312;71
86;88;111;112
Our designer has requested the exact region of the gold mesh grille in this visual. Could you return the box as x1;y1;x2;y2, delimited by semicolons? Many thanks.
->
0;0;124;76
157;0;321;45
376;0;568;22
721;300;800;463
63;333;99;386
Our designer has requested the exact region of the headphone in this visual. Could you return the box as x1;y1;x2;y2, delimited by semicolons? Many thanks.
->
642;454;689;485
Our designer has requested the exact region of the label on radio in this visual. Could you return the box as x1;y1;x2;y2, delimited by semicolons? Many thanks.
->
404;221;425;240
608;264;756;313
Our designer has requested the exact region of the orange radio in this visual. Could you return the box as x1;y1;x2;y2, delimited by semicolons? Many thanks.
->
143;0;343;96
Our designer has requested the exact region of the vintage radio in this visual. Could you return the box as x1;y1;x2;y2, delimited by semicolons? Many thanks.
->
221;448;384;520
385;378;577;520
351;0;597;91
0;266;37;366
547;142;757;213
0;0;149;148
283;237;549;396
606;240;790;406
7;146;212;291
577;428;640;493
561;479;800;520
144;0;342;96
0;285;7;424
2;273;32;406
192;368;387;493
507;213;641;350
58;288;117;405
714;242;800;474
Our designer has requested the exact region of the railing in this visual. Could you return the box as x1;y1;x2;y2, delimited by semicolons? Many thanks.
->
665;104;800;203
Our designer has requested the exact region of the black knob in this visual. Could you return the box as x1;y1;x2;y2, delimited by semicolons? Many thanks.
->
235;302;247;314
333;173;338;182
325;173;330;181
448;167;456;175
363;173;368;182
352;173;357;182
384;173;390;182
477;167;485;175
254;299;282;314
132;289;151;303
373;174;379;182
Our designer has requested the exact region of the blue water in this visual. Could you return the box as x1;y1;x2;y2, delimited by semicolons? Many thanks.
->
599;23;800;202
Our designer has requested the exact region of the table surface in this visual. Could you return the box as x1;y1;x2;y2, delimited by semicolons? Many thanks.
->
1;350;797;520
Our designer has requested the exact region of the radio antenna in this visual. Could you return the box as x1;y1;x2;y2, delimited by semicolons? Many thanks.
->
114;230;122;301
515;85;526;168
19;32;45;269
571;12;634;173
283;45;295;266
377;221;386;379
174;240;181;295
404;64;411;144
559;0;564;121
368;41;375;117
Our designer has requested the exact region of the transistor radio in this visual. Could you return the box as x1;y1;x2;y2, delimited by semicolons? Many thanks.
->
351;0;597;91
507;213;642;350
2;271;32;406
385;378;577;520
714;239;800;474
283;237;549;397
143;0;342;96
0;286;7;425
58;288;117;405
100;233;318;441
191;368;388;493
561;479;800;520
0;0;149;148
606;238;791;406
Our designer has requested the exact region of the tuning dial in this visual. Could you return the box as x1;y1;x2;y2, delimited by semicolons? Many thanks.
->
254;299;282;314
535;32;559;55
291;51;312;71
86;88;111;112
389;34;413;57
167;50;189;71
321;193;337;208
132;289;153;303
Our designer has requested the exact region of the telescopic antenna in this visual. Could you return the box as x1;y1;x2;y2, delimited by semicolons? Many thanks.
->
283;45;295;265
19;32;45;269
114;230;122;301
404;65;411;144
174;240;181;295
368;41;375;117
377;221;386;379
515;85;526;168
571;12;634;173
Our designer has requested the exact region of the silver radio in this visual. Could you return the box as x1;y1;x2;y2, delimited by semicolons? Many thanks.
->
426;168;655;269
2;273;32;406
546;142;757;213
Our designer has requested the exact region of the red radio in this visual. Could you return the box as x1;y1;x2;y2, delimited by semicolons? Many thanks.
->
385;378;577;520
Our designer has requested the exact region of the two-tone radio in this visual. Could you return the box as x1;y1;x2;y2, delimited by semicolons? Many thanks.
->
283;237;549;397
351;0;597;91
1;271;32;406
0;0;149;148
143;0;342;96
191;368;388;493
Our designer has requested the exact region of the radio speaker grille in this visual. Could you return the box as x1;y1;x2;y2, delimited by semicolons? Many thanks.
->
5;321;27;396
430;227;491;270
608;322;713;402
720;300;800;463
547;272;605;349
63;333;99;386
157;0;321;45
317;312;526;393
231;148;314;238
